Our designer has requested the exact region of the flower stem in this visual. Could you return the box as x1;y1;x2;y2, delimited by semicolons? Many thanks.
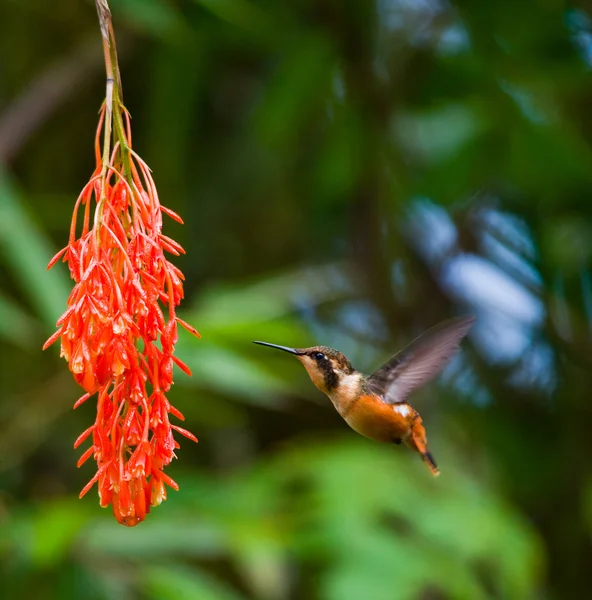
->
94;0;133;238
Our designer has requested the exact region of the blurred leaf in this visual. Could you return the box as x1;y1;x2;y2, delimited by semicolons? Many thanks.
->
3;500;92;569
142;564;247;600
56;563;122;600
178;342;296;407
396;103;482;163
314;107;363;201
234;539;289;600
110;0;188;39
193;264;349;329
0;290;39;349
84;518;226;559
253;34;335;148
542;216;592;273
270;439;542;600
195;0;271;33
176;264;352;405
0;171;69;330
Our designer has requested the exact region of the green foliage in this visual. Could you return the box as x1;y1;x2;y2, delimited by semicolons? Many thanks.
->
1;0;591;599
0;172;69;332
1;439;542;600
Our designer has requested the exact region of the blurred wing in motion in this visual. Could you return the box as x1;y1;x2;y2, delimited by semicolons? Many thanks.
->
367;316;475;404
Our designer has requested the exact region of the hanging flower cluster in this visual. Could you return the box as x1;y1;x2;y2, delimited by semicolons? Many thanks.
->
43;2;199;526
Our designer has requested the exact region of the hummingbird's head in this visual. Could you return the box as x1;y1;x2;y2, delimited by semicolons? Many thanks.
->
253;342;355;395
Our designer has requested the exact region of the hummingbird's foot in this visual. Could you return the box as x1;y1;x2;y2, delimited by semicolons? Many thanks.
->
392;437;402;445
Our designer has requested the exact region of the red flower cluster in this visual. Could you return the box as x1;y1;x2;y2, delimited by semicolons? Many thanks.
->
44;106;199;526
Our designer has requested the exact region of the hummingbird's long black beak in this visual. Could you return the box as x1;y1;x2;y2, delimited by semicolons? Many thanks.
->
253;341;301;355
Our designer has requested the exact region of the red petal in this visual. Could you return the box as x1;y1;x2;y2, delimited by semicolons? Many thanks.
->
79;475;98;499
176;317;201;339
158;240;180;256
73;392;92;410
56;306;75;327
168;263;185;281
76;446;94;467
42;328;63;350
161;205;184;224
74;424;95;448
171;355;192;376
159;234;185;255
157;470;179;491
171;425;198;443
47;246;67;270
168;403;185;421
79;461;110;498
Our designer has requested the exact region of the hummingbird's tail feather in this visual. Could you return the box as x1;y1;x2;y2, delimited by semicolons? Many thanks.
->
422;451;440;477
405;416;440;477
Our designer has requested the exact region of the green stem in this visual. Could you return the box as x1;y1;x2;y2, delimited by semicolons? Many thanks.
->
106;17;133;181
95;0;133;233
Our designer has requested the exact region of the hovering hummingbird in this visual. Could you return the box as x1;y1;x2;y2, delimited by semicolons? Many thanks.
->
254;315;475;476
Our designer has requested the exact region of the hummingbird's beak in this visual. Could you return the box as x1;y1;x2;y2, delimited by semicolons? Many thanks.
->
253;341;301;355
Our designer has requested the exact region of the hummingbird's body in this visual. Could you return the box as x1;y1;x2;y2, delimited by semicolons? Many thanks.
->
255;316;475;476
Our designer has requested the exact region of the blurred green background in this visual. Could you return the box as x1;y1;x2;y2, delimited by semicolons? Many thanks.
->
1;0;592;598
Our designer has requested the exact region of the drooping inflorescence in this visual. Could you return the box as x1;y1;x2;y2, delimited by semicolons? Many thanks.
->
44;21;199;524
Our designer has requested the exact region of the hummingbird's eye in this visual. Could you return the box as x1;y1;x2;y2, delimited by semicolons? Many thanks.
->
313;352;326;361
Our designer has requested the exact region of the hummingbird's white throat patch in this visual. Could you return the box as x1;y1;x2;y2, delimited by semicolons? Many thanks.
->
328;372;362;404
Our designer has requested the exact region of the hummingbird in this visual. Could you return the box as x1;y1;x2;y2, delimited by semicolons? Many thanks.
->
254;315;475;476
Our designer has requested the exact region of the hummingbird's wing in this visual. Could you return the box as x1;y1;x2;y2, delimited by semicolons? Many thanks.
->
367;316;475;404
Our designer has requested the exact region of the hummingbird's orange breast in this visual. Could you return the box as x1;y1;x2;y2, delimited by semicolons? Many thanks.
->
341;394;414;443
